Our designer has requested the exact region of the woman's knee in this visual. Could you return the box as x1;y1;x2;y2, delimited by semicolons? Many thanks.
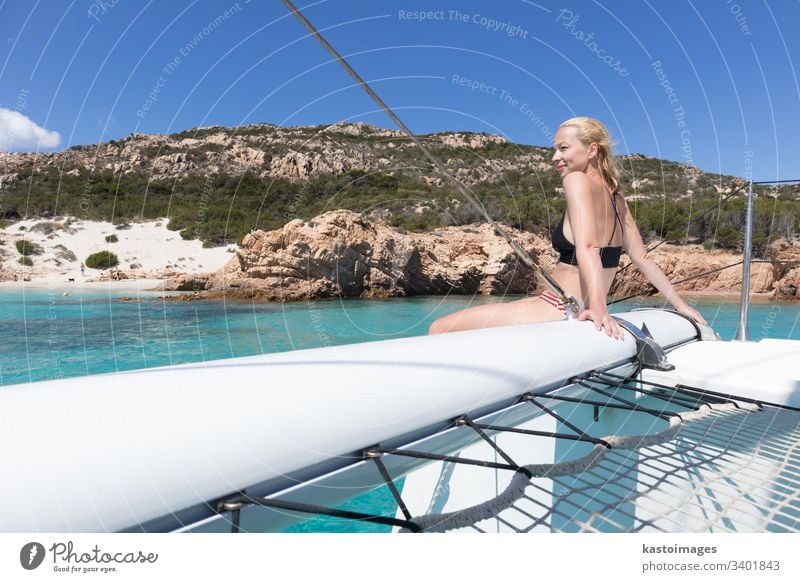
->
428;317;448;335
427;298;561;335
428;309;477;335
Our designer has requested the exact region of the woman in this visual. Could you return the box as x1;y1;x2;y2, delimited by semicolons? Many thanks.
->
428;117;706;338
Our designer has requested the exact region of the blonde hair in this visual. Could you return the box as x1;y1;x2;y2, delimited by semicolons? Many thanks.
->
559;117;619;193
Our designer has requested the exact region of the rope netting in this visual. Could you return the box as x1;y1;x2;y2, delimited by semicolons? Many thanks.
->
417;401;800;533
219;374;800;533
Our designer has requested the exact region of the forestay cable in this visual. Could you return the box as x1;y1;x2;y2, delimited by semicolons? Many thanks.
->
281;0;581;315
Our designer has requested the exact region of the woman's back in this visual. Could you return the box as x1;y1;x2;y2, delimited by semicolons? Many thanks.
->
552;181;624;269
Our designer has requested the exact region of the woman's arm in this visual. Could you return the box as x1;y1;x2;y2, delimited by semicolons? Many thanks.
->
563;173;623;338
621;200;707;325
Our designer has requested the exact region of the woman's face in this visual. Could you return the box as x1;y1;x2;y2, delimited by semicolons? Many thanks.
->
552;126;595;177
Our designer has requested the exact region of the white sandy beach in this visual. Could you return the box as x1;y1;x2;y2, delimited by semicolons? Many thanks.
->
0;217;236;290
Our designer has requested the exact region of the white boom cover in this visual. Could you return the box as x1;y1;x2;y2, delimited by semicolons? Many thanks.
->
0;310;696;532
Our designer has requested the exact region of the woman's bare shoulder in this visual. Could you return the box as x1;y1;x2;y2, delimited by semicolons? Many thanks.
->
561;172;593;194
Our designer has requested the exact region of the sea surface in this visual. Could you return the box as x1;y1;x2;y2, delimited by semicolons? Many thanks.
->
2;287;799;531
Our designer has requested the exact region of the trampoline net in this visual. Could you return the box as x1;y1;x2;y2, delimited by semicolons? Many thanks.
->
419;397;800;533
219;372;800;534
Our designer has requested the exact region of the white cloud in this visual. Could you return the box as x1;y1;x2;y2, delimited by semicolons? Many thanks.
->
0;107;61;150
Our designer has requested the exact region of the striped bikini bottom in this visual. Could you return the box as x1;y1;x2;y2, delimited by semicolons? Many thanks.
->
538;290;566;315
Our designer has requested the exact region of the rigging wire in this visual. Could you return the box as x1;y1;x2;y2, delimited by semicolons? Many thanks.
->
607;259;744;306
281;0;582;315
608;178;800;307
282;2;798;316
615;181;747;279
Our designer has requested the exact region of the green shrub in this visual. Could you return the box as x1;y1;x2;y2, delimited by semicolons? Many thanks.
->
18;256;33;266
16;239;43;256
54;244;77;261
30;221;62;235
85;250;119;269
0;141;797;249
105;234;118;243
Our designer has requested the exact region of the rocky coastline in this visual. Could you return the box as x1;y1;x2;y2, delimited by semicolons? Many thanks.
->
2;121;797;301
160;209;800;303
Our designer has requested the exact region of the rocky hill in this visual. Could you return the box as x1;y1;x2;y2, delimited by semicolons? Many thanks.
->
1;122;799;298
3;122;798;244
0;122;518;186
162;210;800;302
4;120;781;193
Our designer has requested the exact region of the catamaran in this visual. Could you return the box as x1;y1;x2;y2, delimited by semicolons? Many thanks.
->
0;1;798;534
1;296;798;533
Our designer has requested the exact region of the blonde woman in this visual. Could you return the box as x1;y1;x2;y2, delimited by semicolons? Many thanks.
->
428;117;706;338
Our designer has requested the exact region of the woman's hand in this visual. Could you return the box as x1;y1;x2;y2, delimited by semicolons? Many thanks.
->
578;308;624;340
676;303;708;326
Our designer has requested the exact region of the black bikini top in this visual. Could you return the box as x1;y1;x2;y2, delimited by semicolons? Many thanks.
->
551;192;623;268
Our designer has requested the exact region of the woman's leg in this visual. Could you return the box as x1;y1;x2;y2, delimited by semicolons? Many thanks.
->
428;296;565;334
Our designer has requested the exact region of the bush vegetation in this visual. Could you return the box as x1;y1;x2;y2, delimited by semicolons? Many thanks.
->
54;244;77;261
0;139;797;254
16;239;43;256
85;251;119;269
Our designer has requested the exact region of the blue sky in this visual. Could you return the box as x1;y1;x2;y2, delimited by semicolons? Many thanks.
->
1;0;798;181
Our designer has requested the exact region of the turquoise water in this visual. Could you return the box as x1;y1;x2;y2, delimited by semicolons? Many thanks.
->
1;287;799;531
0;288;455;386
2;289;798;387
0;288;800;385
